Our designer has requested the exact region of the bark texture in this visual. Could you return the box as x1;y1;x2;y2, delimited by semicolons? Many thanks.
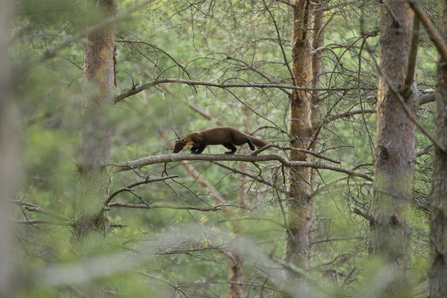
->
0;1;17;297
76;0;116;240
428;1;447;296
285;0;314;270
371;0;416;295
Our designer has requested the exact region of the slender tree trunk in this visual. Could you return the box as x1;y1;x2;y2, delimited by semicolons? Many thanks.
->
370;0;416;295
428;1;447;296
228;117;252;298
0;1;17;297
285;0;314;271
75;0;116;242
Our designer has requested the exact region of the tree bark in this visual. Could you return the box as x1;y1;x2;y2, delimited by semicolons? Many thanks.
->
0;1;18;297
370;0;416;295
75;0;116;242
428;1;447;296
285;0;314;272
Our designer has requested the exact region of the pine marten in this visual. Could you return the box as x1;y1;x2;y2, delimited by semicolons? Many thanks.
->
173;127;268;154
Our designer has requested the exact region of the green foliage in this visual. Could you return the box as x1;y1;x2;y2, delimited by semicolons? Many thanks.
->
9;0;437;296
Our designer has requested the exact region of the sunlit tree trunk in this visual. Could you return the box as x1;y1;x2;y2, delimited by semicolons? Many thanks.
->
428;1;447;296
285;0;314;272
370;0;416;295
75;0;116;242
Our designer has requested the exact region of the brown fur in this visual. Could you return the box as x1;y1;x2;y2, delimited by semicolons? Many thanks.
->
173;127;268;154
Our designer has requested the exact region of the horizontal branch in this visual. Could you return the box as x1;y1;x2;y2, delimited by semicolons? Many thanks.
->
115;153;373;181
113;78;375;104
108;202;223;212
310;236;365;246
14;219;74;226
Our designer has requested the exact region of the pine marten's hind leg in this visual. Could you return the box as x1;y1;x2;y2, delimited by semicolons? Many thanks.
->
223;143;237;154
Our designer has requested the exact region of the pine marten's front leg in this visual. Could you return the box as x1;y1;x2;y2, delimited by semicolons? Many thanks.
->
191;143;207;154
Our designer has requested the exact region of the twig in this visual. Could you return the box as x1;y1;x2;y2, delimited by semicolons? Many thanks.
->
105;175;178;205
416;144;434;157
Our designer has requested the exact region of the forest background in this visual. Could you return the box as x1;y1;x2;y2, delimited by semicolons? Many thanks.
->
1;0;447;297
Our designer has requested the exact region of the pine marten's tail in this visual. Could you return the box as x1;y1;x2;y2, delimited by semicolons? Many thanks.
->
248;136;269;148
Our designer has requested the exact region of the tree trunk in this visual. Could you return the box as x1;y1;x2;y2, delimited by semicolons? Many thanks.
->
428;1;447;296
370;0;416;295
75;0;116;242
285;0;314;272
0;1;18;297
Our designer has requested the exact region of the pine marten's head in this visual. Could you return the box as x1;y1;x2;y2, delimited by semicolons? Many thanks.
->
173;138;187;153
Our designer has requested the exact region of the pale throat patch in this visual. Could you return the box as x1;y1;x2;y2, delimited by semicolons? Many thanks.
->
185;140;194;148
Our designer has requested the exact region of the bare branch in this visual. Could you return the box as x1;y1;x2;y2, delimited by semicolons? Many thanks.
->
113;78;375;104
105;175;178;205
14;219;74;226
352;208;373;222
213;161;284;192
11;200;72;221
420;93;435;105
407;0;447;63
108;202;222;212
310;236;365;246
382;76;447;153
252;143;341;164
114;153;373;181
416;144;434;157
401;14;420;98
